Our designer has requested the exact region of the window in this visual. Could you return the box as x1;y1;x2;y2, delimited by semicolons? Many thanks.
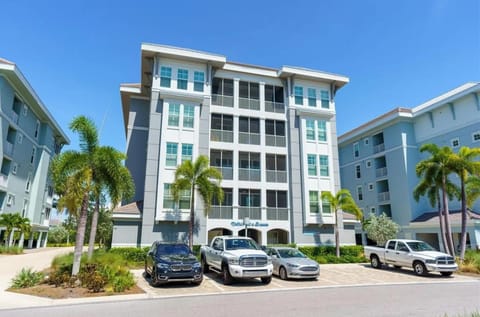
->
17;134;23;144
168;104;180;127
309;191;319;214
357;186;363;201
239;81;260;110
211;114;233;142
239;189;261;207
22;199;28;217
355;164;361;179
368;183;374;191
34;120;40;139
194;71;204;92
321;192;331;214
451;138;460;148
166;142;178;167
366;160;372;168
267;190;287;208
160;66;172;88
179;189;191;209
212;78;234;107
353;142;360;157
30;147;36;164
307;88;316;107
25;173;32;192
317;120;327;142
22;105;28;116
12;163;17;175
307;154;317;176
473;131;480;142
7;194;14;206
266;154;287;182
264;85;284;113
319;155;329;177
210;149;233;180
163;184;174;209
239;117;260;145
239;152;261;181
306;120;315;140
213;188;232;206
370;207;376;214
294;86;303;105
265;120;286;147
181;144;193;162
321;90;329;108
364;138;369;145
183;105;194;128
177;69;188;90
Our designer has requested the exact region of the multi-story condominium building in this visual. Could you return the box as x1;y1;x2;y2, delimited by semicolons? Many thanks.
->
338;82;480;251
112;43;357;247
0;58;69;247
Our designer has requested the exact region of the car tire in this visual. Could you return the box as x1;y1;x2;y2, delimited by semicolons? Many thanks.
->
144;262;151;278
413;261;428;276
150;267;161;287
279;267;288;280
441;272;453;277
370;255;382;269
222;264;233;285
393;265;401;269
261;276;272;284
193;276;203;285
201;256;210;273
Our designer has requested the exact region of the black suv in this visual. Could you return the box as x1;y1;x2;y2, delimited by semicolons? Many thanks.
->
145;241;203;286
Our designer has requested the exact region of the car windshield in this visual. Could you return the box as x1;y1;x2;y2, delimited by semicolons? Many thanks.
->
277;248;306;258
406;241;436;252
225;238;259;250
157;244;191;255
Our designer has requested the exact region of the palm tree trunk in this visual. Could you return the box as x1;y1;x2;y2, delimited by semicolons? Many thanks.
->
459;178;467;261
72;193;89;276
442;176;455;256
335;211;340;257
8;230;14;248
87;198;100;259
437;194;447;253
18;233;25;248
189;187;195;250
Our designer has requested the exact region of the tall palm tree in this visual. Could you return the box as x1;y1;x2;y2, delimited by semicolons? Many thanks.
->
449;146;480;260
172;155;223;250
416;144;456;255
466;175;480;209
16;216;31;248
321;189;362;257
0;213;21;247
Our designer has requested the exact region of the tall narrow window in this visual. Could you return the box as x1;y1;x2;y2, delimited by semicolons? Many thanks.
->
309;191;319;214
307;154;317;176
25;173;32;192
308;88;316;107
30;147;36;164
317;120;327;141
319;155;329;176
34;120;40;139
179;189;191;209
355;164;361;179
163;184;174;209
294;86;303;105
321;90;329;108
177;69;188;90
194;71;204;92
183;105;194;128
321;192;332;214
306;120;315;141
168;104;180;127
353;142;360;158
160;66;172;88
182;144;193;162
166;142;178;167
357;186;364;201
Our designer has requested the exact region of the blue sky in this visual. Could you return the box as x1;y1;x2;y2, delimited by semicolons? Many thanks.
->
1;0;479;152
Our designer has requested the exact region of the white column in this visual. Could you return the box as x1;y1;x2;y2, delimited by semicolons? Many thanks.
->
36;232;43;248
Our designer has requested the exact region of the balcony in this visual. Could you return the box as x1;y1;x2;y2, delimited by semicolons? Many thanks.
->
238;168;261;181
373;143;385;153
4;141;14;157
238;207;261;220
0;174;8;188
376;167;388;178
265;135;286;147
213;166;233;180
239;132;260;145
209;206;233;219
265;101;285;113
266;208;288;221
8;111;19;125
377;191;390;202
266;170;287;183
239;98;260;110
210;130;233;143
211;94;233;107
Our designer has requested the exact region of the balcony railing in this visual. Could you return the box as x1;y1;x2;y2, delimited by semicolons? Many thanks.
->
239;98;260;110
8;111;19;125
212;166;233;180
211;94;234;107
210;129;234;143
238;207;261;220
377;191;390;202
266;208;288;220
0;174;8;188
265;135;286;147
266;170;287;183
373;143;385;153
239;132;260;145
265;101;285;113
209;206;233;219
376;167;388;178
238;168;261;181
4;141;14;157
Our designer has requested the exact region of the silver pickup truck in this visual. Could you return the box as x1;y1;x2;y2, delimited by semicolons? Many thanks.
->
200;236;273;285
364;239;458;276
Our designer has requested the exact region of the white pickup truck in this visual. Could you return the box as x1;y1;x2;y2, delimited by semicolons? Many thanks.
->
364;239;458;276
200;236;273;285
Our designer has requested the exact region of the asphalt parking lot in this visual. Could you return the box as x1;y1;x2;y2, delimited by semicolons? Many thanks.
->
133;263;478;297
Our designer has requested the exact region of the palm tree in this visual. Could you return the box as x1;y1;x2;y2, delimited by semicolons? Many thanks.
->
321;189;362;257
16;216;31;248
172;155;223;250
466;175;480;209
0;213;21;247
449;146;480;260
416;144;456;255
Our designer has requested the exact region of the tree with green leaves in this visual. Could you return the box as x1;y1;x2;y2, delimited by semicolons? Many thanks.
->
449;146;480;261
321;189;362;257
0;213;28;247
466;175;480;209
416;144;456;255
363;213;400;246
172;155;223;250
16;216;31;248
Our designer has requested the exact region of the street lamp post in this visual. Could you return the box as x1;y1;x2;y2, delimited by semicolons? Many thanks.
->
244;217;250;237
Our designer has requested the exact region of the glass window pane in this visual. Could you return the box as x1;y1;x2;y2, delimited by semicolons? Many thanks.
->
212;78;222;95
239;117;249;132
250;83;259;100
277;155;286;170
239;81;249;98
250;118;260;133
223;79;234;96
267;190;276;207
239;152;249;168
275;86;284;102
265;120;274;135
277;191;287;207
223;115;233;131
266;154;275;170
276;121;285;136
265;85;274;102
211;114;222;129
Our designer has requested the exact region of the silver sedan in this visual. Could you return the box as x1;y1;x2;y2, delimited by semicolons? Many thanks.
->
266;247;320;280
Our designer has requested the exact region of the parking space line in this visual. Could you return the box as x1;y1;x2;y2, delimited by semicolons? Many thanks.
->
270;280;283;288
206;277;225;291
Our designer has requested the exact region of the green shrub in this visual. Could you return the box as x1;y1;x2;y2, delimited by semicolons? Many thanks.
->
108;247;148;265
78;263;107;292
0;246;24;254
11;268;44;288
460;250;480;274
112;273;135;292
297;245;367;264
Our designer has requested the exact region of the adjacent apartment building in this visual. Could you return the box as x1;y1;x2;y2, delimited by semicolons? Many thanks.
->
0;58;69;247
112;43;358;247
338;82;480;251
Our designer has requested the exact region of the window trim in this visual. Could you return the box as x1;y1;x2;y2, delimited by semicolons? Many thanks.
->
353;142;360;158
319;155;329;177
193;71;204;92
472;131;480;143
294;86;303;105
177;68;188;90
451;137;460;148
356;185;363;201
355;164;361;179
160;66;172;88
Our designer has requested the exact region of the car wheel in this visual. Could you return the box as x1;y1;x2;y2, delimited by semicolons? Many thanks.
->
150;267;160;287
222;264;233;285
201;256;210;273
393;265;401;269
193;276;203;285
370;255;381;269
441;272;453;277
144;261;151;278
279;267;288;280
413;261;428;276
261;276;272;284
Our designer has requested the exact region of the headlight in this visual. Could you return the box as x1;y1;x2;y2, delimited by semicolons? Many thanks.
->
157;263;170;269
228;258;239;265
193;262;201;268
287;263;299;268
425;259;436;264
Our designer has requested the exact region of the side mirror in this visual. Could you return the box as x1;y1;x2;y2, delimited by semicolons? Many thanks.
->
271;254;278;258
